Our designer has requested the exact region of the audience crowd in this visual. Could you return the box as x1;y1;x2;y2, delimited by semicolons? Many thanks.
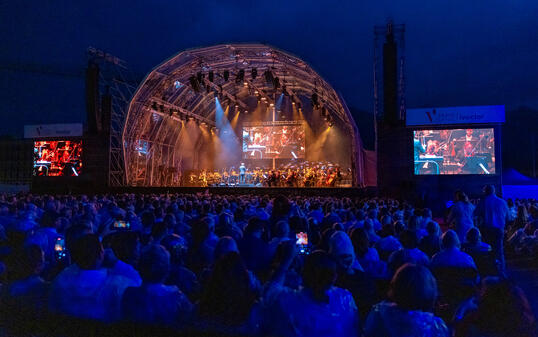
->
0;185;536;337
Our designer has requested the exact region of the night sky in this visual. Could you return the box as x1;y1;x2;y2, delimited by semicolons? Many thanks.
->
1;1;538;137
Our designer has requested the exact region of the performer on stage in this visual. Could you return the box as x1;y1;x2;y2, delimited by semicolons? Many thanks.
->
239;162;246;184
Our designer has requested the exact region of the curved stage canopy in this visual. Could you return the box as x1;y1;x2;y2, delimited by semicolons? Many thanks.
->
123;44;365;186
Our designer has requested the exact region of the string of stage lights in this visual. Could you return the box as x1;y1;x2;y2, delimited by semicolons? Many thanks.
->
145;65;335;129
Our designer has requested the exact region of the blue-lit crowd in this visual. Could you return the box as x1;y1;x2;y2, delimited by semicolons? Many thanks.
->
0;186;536;337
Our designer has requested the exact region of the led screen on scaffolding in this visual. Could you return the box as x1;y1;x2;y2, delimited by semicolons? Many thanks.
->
33;140;82;177
413;128;495;175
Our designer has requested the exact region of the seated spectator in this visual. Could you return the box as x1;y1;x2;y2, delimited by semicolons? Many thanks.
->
454;277;536;337
121;244;192;327
24;211;62;262
268;220;291;258
350;227;387;279
419;221;442;258
215;211;243;243
431;230;477;270
329;231;378;318
105;231;142;286
48;234;138;322
239;217;270;272
462;227;492;255
388;229;430;274
375;222;403;261
188;216;219;273
197;251;261;335
7;244;48;311
363;219;380;245
162;234;198;297
364;263;449;337
264;250;360;337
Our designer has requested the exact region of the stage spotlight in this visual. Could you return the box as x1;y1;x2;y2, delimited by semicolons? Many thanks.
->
292;101;296;105
236;69;245;84
223;70;229;81
244;110;248;114
208;71;214;82
311;92;319;107
264;70;274;84
273;77;280;89
254;90;259;95
251;68;257;79
189;76;200;92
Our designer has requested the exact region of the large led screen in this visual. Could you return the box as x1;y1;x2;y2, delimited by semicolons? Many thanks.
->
414;128;495;175
33;140;82;176
242;124;305;159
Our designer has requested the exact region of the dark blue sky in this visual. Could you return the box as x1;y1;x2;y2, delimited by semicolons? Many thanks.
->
1;1;538;137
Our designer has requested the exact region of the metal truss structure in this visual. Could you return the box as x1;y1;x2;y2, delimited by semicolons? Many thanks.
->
87;47;138;186
123;44;365;186
373;22;406;123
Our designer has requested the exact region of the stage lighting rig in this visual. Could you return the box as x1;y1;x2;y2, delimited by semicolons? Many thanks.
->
273;77;280;89
264;70;274;84
189;76;200;92
236;69;245;83
311;92;319;107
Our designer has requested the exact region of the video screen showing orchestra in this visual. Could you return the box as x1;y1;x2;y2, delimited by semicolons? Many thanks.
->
414;128;495;175
33;140;82;177
242;124;305;159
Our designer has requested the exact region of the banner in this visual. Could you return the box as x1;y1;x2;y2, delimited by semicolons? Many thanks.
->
406;105;505;126
24;123;83;139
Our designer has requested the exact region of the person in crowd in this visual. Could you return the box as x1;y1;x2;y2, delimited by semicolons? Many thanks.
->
431;230;477;270
24;211;62;262
188;216;218;274
474;185;509;271
6;244;49;312
375;222;403;261
363;218;381;245
48;234;138;322
419;221;442;258
121;244;192;327
268;220;291;259
197;251;261;335
264;250;360;337
462;227;492;255
364;263;449;337
239;217;270;273
448;191;476;243
454;277;536;337
104;231;142;286
329;231;378;318
388;229;430;274
161;234;198;298
350;227;387;279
